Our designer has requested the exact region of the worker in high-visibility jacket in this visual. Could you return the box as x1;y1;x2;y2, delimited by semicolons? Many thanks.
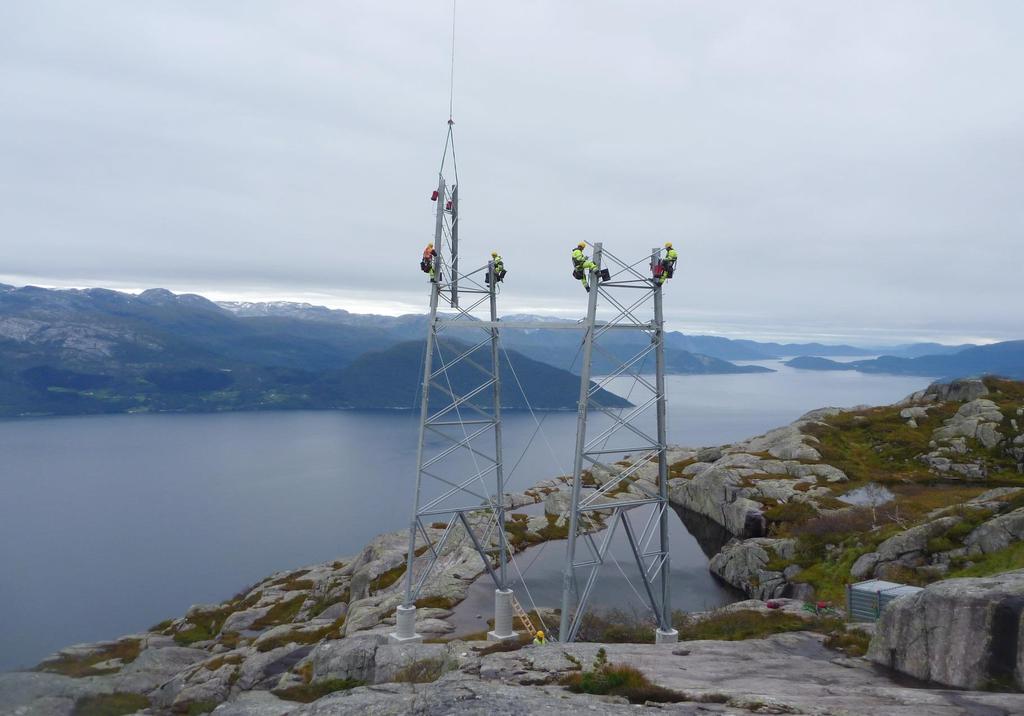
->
491;251;505;283
571;242;597;291
533;630;547;645
658;242;678;285
421;243;437;281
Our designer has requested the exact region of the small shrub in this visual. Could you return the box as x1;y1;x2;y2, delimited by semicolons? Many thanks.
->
789;508;875;541
762;500;819;526
561;660;685;704
273;679;364;703
72;693;150;716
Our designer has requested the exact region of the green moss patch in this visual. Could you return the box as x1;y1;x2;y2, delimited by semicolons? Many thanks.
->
537;514;569;540
949;542;1024;578
250;595;305;631
273;679;364;703
414;595;459;610
72;692;151;716
255;616;346;653
174;591;262;645
37;639;142;678
676;610;812;641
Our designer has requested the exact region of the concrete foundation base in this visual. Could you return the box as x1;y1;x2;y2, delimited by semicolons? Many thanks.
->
655;628;679;644
389;604;423;644
487;588;518;642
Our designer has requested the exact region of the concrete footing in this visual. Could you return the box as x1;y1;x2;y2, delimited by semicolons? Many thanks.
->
655;627;679;644
487;588;518;642
389;604;423;644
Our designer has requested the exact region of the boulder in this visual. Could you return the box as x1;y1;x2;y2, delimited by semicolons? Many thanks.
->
965;508;1024;555
151;660;239;712
851;552;881;580
875;516;961;562
867;569;1024;690
957;399;1004;422
209;690;294;715
709;538;794;600
977;422;1005;449
236;644;313;691
667;469;766;538
372;643;451;684
929;378;989;403
310;634;384;684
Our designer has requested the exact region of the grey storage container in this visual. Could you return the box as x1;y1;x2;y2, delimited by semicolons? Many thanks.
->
846;579;923;622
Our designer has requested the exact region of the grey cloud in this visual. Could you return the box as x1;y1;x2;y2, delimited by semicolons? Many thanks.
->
1;0;1021;343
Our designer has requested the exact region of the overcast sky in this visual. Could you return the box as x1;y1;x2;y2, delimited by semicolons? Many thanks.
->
1;1;1021;344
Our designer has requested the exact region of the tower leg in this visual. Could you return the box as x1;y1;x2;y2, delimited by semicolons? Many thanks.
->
559;243;603;643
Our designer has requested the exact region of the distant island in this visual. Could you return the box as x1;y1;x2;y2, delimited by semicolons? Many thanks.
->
784;342;1024;380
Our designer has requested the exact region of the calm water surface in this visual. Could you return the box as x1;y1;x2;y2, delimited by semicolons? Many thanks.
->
0;361;932;670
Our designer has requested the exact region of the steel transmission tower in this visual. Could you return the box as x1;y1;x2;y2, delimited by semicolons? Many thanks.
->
557;243;678;644
391;175;519;644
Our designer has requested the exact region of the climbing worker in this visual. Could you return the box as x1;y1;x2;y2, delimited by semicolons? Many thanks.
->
486;250;506;285
571;242;598;292
656;241;678;285
533;630;547;645
421;242;437;282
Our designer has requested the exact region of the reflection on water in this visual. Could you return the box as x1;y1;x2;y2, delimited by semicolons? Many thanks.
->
447;505;742;637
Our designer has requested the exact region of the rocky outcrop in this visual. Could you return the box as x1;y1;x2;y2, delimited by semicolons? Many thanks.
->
708;538;796;600
918;395;1017;479
299;634;1022;715
965;508;1024;555
868;570;1024;690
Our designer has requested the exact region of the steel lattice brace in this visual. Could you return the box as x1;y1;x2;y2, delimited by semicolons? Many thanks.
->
557;242;678;644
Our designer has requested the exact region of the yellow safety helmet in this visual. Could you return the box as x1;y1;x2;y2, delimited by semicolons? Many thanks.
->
536;630;544;638
577;242;585;249
491;251;498;257
428;242;434;248
665;242;673;249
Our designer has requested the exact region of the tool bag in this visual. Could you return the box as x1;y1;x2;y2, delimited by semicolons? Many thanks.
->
420;259;432;273
572;268;584;280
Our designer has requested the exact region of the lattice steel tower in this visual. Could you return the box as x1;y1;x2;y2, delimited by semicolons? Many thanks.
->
557;243;678;644
391;123;519;644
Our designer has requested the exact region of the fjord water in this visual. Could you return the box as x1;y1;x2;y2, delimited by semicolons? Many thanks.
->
0;361;931;670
